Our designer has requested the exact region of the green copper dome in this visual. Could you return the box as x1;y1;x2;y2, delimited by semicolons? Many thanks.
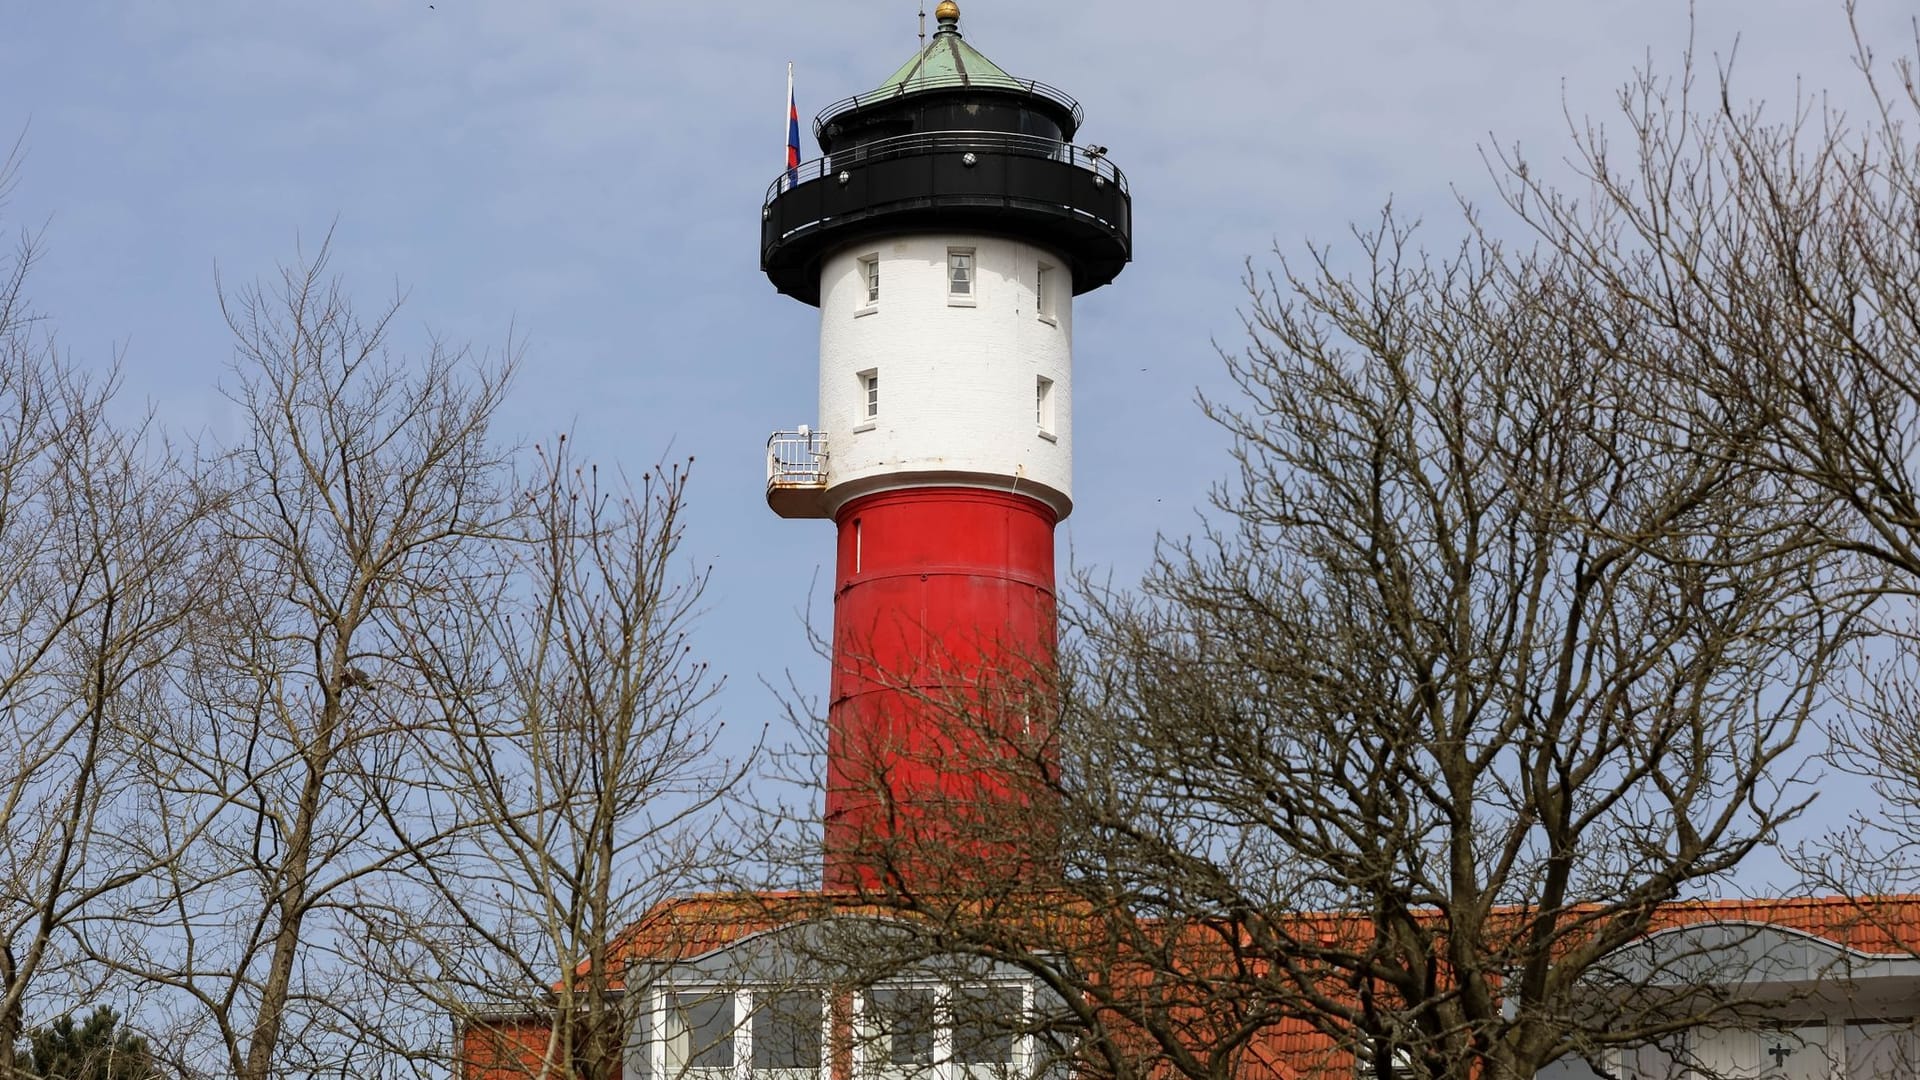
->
813;4;1084;143
765;0;1129;305
870;12;1030;97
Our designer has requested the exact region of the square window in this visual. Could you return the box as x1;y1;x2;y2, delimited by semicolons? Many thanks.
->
1846;1021;1918;1079
953;986;1021;1076
1615;1039;1681;1080
1035;263;1056;321
860;255;881;306
664;992;735;1075
855;984;1029;1080
948;249;975;298
866;988;938;1068
1355;1041;1415;1080
752;991;824;1072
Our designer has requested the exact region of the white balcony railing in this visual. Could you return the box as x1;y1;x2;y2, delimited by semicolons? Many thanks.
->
767;429;828;491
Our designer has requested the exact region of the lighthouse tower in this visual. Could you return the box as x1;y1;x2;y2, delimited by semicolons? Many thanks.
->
762;2;1131;893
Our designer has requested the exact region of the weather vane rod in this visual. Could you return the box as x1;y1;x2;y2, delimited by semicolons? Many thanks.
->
919;2;927;45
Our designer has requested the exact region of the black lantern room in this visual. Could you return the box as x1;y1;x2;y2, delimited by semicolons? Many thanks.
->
760;2;1133;305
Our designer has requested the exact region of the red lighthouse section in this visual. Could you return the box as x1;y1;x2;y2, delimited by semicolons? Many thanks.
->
824;488;1058;894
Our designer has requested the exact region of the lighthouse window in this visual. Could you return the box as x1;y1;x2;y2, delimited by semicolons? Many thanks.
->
947;248;975;302
1035;263;1056;322
862;370;880;420
860;254;881;307
1035;377;1055;437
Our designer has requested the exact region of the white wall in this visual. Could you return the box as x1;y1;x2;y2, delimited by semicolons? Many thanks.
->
815;233;1075;518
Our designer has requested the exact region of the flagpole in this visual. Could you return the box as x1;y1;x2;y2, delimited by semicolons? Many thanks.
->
785;61;797;191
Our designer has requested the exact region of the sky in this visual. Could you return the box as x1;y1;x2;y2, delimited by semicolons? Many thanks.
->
2;0;1911;881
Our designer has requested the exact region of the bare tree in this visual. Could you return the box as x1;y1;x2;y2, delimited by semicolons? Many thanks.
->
1485;6;1920;913
785;215;1864;1080
347;439;738;1080
106;238;516;1080
0;137;744;1079
0;145;215;1079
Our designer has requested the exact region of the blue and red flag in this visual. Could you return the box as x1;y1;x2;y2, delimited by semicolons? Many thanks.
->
786;63;801;189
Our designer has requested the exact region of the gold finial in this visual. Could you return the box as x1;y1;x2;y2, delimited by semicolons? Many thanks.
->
935;1;960;24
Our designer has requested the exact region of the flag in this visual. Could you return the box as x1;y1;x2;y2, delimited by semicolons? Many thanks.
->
786;62;802;190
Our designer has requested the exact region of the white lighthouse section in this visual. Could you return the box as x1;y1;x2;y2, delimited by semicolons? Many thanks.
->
816;233;1075;519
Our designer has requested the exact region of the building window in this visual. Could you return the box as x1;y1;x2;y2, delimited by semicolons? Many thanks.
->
865;988;938;1074
663;991;736;1078
952;985;1021;1080
1614;1039;1680;1080
857;984;1024;1080
860;369;880;421
751;991;825;1079
1355;1040;1415;1080
947;248;975;302
1846;1021;1919;1079
647;988;827;1080
859;254;881;309
1035;262;1056;323
1034;377;1055;438
642;982;1024;1080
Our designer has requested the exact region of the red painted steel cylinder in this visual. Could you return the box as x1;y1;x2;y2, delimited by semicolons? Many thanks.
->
823;487;1058;893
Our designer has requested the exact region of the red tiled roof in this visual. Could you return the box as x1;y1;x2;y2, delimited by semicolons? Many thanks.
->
1640;894;1920;955
585;891;920;987
459;1017;554;1080
602;891;834;969
592;889;1108;980
1243;895;1920;1080
476;893;1920;1080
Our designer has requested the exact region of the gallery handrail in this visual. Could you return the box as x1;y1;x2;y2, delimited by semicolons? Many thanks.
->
812;75;1084;138
766;131;1127;206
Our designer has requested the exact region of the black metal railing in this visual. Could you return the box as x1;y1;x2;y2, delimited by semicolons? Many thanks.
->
812;76;1084;138
764;131;1127;207
760;130;1132;302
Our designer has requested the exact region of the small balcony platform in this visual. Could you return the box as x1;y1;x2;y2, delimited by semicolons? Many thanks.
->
767;430;830;519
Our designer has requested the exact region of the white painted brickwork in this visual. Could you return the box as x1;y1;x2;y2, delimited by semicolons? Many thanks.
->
816;233;1075;518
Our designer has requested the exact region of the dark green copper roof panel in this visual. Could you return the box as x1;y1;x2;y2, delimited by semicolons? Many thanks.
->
871;27;1029;96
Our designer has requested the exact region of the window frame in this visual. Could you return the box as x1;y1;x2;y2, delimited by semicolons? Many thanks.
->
749;989;828;1080
857;254;881;315
642;986;831;1080
947;248;977;307
1354;1040;1416;1080
1034;376;1056;441
1843;1019;1918;1079
657;988;740;1080
1035;262;1057;325
855;368;880;432
852;981;1030;1080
